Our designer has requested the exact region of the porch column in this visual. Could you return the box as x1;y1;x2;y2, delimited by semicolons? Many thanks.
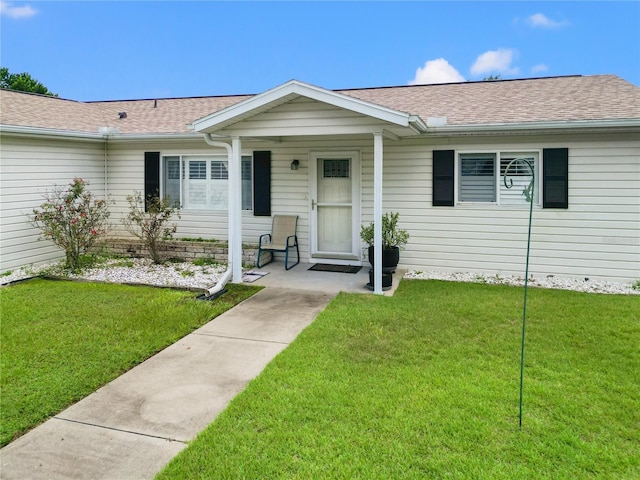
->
373;132;383;295
230;136;243;283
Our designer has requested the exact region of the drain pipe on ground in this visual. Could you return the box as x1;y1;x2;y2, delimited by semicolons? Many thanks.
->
202;134;234;299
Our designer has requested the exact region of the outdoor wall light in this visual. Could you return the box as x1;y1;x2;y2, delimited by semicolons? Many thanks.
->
290;159;300;170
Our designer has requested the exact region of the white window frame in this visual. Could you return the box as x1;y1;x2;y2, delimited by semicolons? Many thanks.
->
160;154;253;212
456;150;541;207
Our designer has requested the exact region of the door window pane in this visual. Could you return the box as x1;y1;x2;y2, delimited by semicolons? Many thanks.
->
323;159;350;178
318;159;351;203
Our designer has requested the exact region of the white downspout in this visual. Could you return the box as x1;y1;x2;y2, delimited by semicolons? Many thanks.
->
104;139;108;199
203;133;234;297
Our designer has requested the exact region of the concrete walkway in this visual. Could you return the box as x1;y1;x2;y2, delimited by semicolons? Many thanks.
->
0;288;334;480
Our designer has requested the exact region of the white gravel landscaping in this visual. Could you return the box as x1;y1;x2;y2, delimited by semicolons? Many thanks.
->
403;270;640;295
2;258;638;295
1;258;227;290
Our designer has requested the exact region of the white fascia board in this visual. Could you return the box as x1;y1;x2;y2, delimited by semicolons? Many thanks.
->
192;79;416;133
288;81;413;126
425;118;640;135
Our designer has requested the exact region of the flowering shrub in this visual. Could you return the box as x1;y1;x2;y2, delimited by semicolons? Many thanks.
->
30;178;111;272
123;192;180;264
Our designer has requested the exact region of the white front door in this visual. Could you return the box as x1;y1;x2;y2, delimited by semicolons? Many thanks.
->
310;151;361;261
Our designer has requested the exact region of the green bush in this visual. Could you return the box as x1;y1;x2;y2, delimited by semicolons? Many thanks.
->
123;192;180;264
30;178;111;272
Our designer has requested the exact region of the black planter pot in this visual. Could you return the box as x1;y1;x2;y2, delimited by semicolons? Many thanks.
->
367;245;400;274
367;269;393;290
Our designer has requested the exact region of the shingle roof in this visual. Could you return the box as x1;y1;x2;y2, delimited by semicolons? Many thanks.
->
342;75;640;125
0;89;250;135
0;91;107;133
1;75;638;136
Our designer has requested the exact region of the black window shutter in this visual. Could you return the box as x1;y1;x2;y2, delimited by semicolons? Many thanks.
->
433;150;455;206
543;148;569;209
144;152;160;212
253;151;271;216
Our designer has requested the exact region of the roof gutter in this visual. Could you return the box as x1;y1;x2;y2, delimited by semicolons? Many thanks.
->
408;115;428;134
0;125;207;142
423;118;640;136
103;132;203;142
0;124;106;141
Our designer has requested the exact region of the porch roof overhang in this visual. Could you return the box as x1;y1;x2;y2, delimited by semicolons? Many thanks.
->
192;80;424;295
191;80;427;138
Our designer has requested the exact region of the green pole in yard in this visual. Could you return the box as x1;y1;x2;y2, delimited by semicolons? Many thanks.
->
503;158;535;429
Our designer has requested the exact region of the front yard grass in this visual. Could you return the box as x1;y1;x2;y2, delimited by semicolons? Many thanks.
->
157;280;639;479
0;278;260;447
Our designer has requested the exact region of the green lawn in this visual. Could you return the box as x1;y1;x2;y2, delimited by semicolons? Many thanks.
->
0;278;260;446
157;280;639;480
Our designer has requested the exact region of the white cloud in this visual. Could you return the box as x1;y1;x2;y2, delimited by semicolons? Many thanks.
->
0;1;37;18
531;64;549;74
527;13;568;29
470;49;519;77
409;58;465;85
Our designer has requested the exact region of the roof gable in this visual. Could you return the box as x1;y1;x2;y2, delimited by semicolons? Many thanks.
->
191;80;427;136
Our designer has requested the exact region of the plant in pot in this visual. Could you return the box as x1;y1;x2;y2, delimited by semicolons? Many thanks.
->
360;212;409;288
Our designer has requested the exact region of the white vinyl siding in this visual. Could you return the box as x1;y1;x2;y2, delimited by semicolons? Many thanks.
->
2;130;637;284
213;97;394;138
99;133;637;281
0;134;106;271
382;135;638;282
105;140;276;244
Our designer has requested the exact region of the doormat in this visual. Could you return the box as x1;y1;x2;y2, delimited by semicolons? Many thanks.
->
308;264;362;274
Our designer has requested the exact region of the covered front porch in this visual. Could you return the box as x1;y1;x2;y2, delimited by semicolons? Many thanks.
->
191;80;427;295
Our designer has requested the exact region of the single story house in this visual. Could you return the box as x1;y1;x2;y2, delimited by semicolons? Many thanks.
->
1;74;639;292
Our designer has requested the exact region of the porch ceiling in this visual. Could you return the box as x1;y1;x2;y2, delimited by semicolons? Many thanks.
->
192;80;427;138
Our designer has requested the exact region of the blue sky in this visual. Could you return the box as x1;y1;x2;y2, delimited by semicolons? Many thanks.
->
1;1;639;101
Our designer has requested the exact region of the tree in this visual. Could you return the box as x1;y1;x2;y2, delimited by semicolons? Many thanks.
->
483;74;503;81
0;67;57;96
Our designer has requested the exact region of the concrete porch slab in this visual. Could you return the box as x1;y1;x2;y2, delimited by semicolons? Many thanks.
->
244;262;404;295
